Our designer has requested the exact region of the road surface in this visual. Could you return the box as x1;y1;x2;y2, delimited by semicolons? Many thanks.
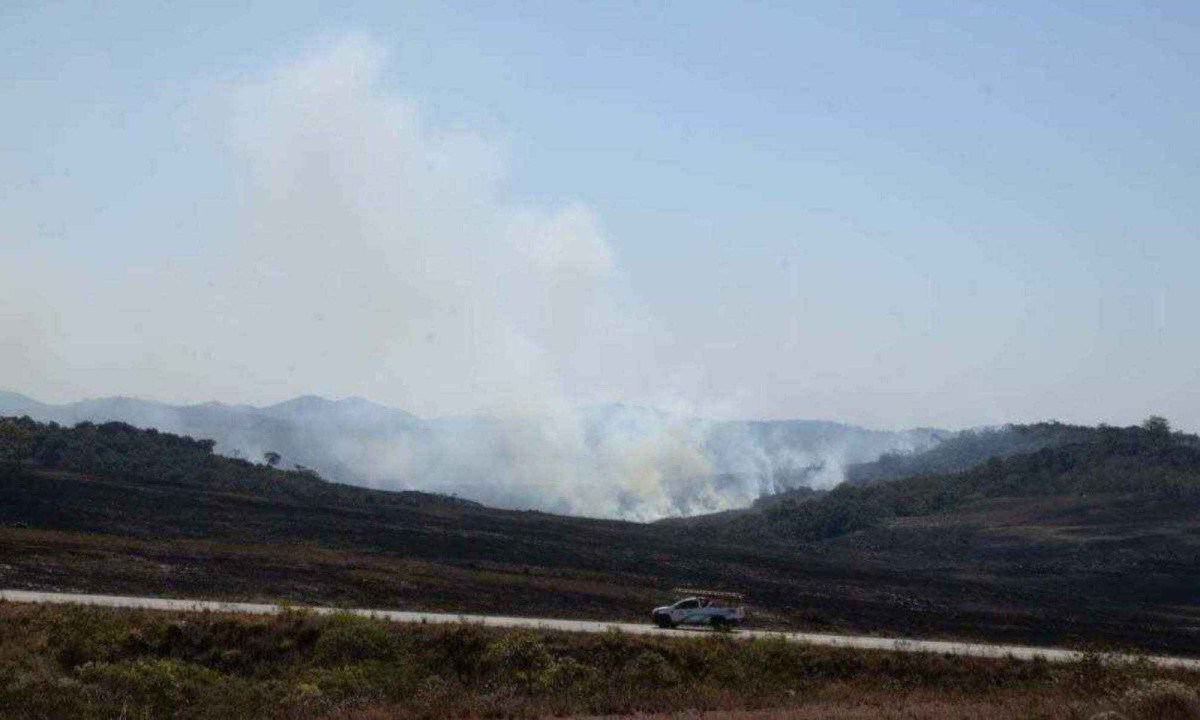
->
3;589;1196;670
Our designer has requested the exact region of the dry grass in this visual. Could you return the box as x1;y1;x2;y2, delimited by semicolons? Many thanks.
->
1118;679;1200;719
575;689;1103;718
1;602;1198;719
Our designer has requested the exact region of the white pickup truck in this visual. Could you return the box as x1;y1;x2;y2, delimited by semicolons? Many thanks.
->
651;590;745;629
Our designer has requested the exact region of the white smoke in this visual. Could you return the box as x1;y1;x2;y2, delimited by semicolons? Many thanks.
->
202;36;677;416
0;35;943;519
202;35;741;518
274;409;937;519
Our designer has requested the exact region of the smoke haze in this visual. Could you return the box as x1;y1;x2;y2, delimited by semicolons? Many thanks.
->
2;36;652;415
14;30;1185;516
0;36;944;518
0;391;942;519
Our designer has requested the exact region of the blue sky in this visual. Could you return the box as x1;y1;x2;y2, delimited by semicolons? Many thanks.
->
2;1;1199;429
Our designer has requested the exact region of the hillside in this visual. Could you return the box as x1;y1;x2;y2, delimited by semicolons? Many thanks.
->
1;416;1198;656
667;419;1200;650
693;419;1200;543
0;391;943;518
843;422;1105;485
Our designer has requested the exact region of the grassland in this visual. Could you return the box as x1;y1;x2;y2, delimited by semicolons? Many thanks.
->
3;602;1199;719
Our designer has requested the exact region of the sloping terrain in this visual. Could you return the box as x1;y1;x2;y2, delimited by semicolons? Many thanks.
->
667;420;1200;652
1;416;1197;655
0;391;943;517
843;422;1103;485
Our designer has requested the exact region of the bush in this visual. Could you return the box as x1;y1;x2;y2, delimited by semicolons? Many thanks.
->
423;624;489;681
306;662;387;703
544;656;601;692
49;607;129;669
76;658;223;715
312;613;399;665
123;613;323;674
622;650;680;689
484;634;553;690
1120;679;1200;720
0;671;92;718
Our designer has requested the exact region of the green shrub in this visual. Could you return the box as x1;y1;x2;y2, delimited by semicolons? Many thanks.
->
312;613;398;665
622;650;680;688
0;671;92;719
545;655;601;692
306;662;383;703
420;624;489;681
484;633;554;690
76;658;222;714
121;613;322;675
49;607;129;669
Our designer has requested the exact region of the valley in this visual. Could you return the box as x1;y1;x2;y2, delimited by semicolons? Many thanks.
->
2;415;1198;657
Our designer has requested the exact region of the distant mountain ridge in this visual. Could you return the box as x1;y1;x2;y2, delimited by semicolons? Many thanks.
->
0;390;946;518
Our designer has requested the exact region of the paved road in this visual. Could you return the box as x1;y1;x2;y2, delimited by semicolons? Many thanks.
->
3;589;1197;670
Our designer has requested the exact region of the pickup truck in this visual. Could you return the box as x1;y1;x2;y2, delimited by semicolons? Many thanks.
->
651;590;745;629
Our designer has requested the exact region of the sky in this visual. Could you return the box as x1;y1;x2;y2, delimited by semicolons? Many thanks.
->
2;0;1199;431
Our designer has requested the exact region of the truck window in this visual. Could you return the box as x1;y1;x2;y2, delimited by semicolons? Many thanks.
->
674;599;700;610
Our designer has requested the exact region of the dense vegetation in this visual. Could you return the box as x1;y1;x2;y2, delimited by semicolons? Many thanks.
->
757;419;1200;542
702;418;1200;544
844;422;1109;485
3;603;1198;719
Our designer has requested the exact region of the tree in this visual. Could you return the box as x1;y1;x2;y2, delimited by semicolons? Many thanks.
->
1141;416;1172;452
263;451;281;467
0;417;37;467
1142;416;1171;436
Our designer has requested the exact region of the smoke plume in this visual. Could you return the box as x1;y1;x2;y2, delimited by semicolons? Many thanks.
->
1;35;942;519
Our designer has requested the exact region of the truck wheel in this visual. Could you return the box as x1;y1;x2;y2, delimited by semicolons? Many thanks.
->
711;616;726;630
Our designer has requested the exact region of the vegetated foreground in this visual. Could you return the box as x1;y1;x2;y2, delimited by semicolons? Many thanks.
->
1;416;1199;657
3;602;1200;720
